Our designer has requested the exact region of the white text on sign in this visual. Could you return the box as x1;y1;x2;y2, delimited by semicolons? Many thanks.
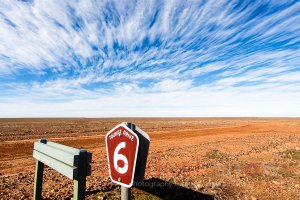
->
108;129;134;141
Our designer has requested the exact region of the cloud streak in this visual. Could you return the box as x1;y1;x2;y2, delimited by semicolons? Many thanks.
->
0;0;300;117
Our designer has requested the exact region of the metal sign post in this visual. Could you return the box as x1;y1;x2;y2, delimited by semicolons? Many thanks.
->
121;186;131;200
106;122;150;200
121;122;133;200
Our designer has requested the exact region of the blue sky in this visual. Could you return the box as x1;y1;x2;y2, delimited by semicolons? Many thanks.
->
0;0;300;117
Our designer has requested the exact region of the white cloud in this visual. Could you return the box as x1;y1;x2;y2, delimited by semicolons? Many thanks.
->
152;79;193;92
1;87;300;117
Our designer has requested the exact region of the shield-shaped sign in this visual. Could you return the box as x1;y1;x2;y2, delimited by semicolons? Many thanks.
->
105;124;139;187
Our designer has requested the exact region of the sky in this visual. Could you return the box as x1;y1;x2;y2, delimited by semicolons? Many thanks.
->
0;0;300;117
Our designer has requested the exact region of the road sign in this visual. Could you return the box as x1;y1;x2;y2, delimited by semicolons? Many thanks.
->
106;124;139;187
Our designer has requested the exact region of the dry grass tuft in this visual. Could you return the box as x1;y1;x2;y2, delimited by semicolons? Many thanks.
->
206;150;228;160
280;149;300;160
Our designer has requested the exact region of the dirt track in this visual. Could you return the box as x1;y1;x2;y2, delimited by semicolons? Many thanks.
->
0;118;299;199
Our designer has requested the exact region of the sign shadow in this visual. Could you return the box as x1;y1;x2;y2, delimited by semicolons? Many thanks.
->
134;178;214;199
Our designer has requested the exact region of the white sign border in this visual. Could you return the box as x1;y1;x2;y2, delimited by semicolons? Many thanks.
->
105;123;140;188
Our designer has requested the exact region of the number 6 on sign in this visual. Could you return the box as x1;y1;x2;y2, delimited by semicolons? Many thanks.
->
114;142;128;174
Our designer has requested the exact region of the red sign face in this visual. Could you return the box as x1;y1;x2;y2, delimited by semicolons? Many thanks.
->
105;124;139;187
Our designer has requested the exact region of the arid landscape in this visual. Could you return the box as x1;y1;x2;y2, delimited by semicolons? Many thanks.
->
0;118;299;199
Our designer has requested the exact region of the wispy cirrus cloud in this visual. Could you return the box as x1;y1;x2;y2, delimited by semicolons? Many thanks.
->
0;0;300;117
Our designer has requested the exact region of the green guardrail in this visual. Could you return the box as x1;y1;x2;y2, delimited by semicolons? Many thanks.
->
33;138;92;200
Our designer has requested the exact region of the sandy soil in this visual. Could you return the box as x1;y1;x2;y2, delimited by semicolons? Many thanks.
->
0;118;299;199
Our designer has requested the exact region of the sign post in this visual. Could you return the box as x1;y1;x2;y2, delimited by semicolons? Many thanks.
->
105;122;150;200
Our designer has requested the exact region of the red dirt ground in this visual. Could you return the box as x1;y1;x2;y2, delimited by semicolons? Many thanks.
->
0;118;299;199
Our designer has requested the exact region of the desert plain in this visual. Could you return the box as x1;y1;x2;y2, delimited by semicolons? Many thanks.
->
0;118;299;199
